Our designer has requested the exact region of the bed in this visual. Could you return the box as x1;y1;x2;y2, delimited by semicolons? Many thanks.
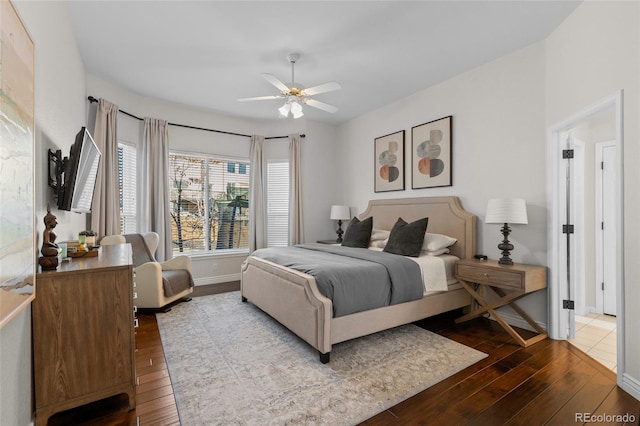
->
240;196;476;363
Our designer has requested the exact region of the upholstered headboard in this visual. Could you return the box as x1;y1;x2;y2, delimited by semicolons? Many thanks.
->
358;196;476;259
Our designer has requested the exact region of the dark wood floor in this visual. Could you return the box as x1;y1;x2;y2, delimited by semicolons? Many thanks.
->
49;283;639;425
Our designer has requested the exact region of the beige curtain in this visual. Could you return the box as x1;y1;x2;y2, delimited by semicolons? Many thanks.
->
90;98;120;237
140;117;172;261
249;135;266;252
288;134;304;244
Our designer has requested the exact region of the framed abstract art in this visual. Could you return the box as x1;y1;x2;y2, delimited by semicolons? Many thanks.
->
411;115;452;189
374;130;405;193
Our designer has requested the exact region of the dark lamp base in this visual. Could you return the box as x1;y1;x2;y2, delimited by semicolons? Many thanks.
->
336;219;344;243
497;223;515;266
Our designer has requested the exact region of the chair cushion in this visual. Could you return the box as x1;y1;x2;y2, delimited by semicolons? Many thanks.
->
161;269;194;297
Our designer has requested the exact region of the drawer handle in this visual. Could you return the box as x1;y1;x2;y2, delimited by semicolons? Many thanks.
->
483;273;490;278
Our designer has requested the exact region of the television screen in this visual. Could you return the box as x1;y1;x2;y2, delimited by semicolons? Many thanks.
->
59;127;101;213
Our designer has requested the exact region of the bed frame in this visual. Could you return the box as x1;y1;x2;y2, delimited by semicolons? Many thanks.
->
240;196;476;363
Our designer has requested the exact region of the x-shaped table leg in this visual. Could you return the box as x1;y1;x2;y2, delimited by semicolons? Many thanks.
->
455;281;547;347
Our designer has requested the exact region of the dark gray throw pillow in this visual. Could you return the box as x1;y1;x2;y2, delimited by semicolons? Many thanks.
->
341;216;373;248
383;217;429;257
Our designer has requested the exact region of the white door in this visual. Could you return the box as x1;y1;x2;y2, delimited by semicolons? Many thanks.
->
597;142;617;316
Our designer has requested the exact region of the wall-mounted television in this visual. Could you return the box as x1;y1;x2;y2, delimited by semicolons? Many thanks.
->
48;127;101;213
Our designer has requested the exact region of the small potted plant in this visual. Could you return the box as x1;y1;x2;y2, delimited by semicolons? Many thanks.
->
79;230;96;248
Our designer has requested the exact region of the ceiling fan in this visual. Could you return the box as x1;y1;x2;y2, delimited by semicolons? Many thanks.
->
238;53;341;119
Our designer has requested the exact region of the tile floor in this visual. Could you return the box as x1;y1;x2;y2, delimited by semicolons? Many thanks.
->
569;313;617;372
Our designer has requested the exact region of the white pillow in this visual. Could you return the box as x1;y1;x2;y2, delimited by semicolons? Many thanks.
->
369;229;390;248
422;233;457;252
371;239;387;248
420;248;450;256
370;229;390;242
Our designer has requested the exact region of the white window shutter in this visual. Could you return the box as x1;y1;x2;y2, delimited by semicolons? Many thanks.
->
118;142;137;234
267;160;289;247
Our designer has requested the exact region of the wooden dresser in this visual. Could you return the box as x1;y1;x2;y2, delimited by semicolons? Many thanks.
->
33;244;136;425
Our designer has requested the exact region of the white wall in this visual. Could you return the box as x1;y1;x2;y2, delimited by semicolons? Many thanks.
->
545;0;640;394
338;42;549;326
87;75;341;284
2;1;87;424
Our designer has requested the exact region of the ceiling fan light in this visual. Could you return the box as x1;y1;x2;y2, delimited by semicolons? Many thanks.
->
278;102;291;117
290;101;303;119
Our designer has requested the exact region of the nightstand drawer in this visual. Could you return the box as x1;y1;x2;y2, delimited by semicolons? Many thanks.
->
456;264;523;291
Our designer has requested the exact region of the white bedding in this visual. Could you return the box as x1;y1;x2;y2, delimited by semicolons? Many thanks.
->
369;247;458;295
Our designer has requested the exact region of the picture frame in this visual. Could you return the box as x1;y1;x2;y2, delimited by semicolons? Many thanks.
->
411;115;452;189
0;0;36;328
374;130;405;193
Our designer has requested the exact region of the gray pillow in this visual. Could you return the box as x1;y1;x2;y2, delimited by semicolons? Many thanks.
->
341;216;373;248
383;217;429;257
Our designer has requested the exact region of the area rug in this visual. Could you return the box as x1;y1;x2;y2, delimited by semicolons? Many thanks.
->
156;292;487;425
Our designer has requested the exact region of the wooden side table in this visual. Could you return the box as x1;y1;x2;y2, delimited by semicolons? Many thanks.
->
455;258;547;347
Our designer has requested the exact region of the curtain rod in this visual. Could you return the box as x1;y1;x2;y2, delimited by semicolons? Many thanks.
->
87;96;304;140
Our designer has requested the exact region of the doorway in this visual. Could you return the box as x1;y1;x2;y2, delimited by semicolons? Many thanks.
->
547;91;624;382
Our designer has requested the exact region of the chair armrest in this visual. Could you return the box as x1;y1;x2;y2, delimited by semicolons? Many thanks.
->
161;255;192;272
134;262;164;308
136;262;163;285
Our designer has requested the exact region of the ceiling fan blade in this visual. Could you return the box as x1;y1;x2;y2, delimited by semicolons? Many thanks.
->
301;81;342;96
260;73;290;94
304;98;338;114
237;95;283;102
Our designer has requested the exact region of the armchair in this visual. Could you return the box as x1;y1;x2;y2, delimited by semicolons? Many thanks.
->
103;232;193;311
100;235;126;245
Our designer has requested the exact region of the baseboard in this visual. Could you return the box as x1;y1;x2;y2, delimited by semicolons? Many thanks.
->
194;273;240;286
576;305;597;316
622;373;640;401
488;311;547;334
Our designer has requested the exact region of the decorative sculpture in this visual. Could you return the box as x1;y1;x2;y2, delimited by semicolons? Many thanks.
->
38;207;60;270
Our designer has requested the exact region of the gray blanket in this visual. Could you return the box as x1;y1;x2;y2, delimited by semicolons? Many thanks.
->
251;243;423;317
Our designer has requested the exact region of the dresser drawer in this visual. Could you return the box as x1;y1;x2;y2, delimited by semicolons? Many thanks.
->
456;264;524;291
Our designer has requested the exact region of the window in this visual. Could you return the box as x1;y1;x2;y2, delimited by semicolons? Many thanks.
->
117;142;137;234
168;153;250;253
267;160;289;247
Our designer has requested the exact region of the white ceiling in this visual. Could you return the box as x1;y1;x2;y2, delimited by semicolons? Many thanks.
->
67;1;581;125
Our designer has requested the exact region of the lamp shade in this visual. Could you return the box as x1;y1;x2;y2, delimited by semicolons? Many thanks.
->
485;198;528;224
278;102;291;117
330;205;351;220
290;101;304;119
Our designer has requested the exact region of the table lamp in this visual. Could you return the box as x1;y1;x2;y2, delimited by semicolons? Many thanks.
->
485;198;528;265
330;205;351;243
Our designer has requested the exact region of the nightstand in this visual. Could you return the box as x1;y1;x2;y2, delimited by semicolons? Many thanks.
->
317;239;341;245
455;258;547;347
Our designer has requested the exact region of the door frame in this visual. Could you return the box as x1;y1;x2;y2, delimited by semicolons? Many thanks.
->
546;90;624;385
